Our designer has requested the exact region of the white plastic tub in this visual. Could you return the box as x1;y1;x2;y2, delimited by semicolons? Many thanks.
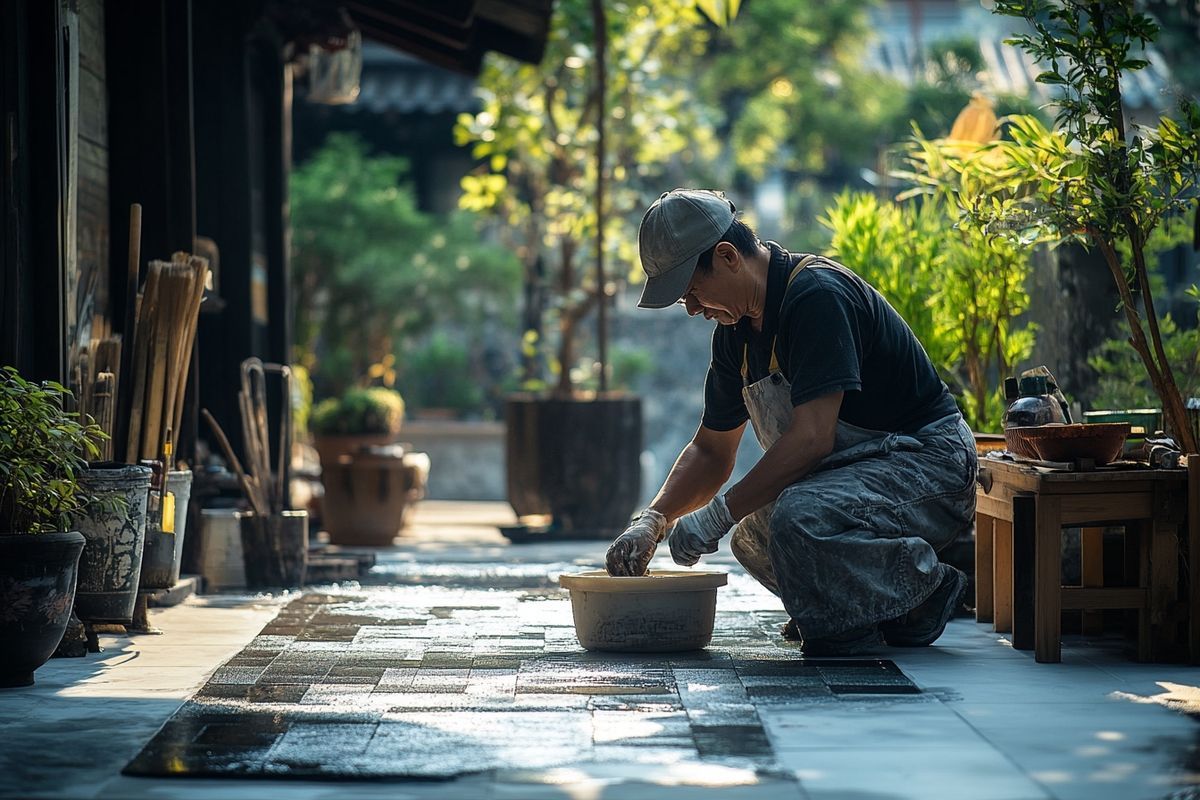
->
558;569;728;652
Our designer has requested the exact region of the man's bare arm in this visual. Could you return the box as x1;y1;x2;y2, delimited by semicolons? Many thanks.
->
647;423;745;523
723;391;842;520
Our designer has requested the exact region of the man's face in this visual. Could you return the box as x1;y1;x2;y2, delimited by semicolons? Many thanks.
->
678;244;743;326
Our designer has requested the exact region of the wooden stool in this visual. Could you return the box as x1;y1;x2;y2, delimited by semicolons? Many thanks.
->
975;458;1188;663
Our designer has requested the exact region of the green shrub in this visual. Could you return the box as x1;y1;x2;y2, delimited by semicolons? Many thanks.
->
0;366;109;533
310;387;405;437
402;335;485;415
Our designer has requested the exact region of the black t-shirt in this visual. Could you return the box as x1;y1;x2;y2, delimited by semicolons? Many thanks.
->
702;242;959;434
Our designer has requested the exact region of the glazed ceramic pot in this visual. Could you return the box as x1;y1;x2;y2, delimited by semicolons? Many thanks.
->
0;532;86;687
72;463;152;624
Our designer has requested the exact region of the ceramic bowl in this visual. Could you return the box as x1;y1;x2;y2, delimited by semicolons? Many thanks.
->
1016;422;1131;465
558;569;727;652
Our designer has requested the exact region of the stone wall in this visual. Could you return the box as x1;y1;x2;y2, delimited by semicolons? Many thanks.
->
400;420;506;501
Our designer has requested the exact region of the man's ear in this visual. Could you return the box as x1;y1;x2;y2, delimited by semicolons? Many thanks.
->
714;242;740;273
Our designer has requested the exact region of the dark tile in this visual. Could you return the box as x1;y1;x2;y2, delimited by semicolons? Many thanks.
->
693;725;774;759
328;665;388;679
246;684;309;703
199;685;254;700
816;661;920;694
193;724;285;748
471;656;523;669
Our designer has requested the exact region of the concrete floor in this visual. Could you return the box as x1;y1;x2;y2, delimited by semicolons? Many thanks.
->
1;500;1198;800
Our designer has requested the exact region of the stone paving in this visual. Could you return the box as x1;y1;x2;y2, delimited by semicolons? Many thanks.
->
123;582;918;780
2;501;1200;800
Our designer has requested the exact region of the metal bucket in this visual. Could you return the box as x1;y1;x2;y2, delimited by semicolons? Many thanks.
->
72;463;152;624
139;469;194;590
198;509;248;590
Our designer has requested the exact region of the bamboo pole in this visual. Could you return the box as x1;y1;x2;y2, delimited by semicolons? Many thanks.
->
142;263;176;461
125;263;161;462
171;257;208;454
115;204;141;463
160;266;193;460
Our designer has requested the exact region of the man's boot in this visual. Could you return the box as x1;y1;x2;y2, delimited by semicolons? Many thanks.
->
881;564;967;647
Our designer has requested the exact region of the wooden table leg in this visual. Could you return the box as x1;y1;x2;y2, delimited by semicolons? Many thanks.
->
975;512;995;623
1035;496;1063;663
1133;520;1152;662
1149;516;1180;661
994;518;1013;633
1012;495;1036;651
1188;455;1199;665
1081;527;1105;636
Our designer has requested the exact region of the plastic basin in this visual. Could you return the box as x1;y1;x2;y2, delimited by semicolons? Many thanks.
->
558;569;727;652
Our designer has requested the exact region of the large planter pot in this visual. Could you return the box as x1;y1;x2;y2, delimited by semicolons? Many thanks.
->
313;433;399;471
140;469;193;590
0;532;86;687
322;449;426;546
240;510;308;589
505;394;643;537
72;463;152;624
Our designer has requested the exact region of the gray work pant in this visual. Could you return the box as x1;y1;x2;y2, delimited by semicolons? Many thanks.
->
730;416;977;639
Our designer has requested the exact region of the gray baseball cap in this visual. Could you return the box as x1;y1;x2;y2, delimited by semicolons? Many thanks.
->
637;189;736;309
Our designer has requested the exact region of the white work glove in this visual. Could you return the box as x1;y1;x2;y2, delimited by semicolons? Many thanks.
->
669;494;737;567
605;509;669;576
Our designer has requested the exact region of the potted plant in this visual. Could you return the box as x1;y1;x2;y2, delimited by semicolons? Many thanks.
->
455;0;727;536
0;367;107;687
310;386;426;545
310;386;405;469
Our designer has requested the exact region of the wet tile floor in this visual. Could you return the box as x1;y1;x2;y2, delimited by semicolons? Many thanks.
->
123;588;917;780
7;502;1200;799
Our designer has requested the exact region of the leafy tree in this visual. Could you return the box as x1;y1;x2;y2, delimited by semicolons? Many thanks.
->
455;0;721;396
291;133;521;399
697;0;904;181
1088;217;1200;409
966;1;1200;452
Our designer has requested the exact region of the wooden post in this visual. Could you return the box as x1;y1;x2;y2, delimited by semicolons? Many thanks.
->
1134;519;1153;662
994;518;1013;633
1149;484;1180;661
1189;454;1199;664
975;512;995;623
1012;495;1037;652
1034;496;1063;663
1080;527;1105;636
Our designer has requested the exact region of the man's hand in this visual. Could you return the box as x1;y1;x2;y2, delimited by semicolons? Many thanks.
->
669;494;737;566
605;509;669;576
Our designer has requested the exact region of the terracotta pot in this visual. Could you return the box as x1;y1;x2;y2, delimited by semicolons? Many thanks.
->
71;464;151;624
322;450;424;546
313;433;399;470
0;532;86;687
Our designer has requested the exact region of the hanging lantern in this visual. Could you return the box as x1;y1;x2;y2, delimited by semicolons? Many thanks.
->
307;24;362;105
